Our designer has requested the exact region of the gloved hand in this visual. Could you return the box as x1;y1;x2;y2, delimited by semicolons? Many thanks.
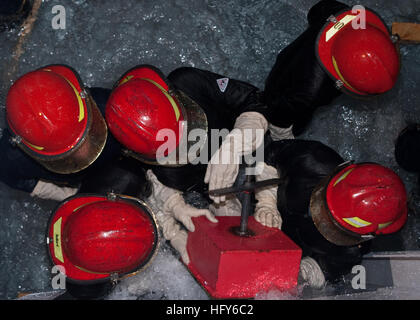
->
298;256;326;289
147;170;217;232
165;193;218;232
254;163;282;229
170;229;190;265
209;196;242;217
205;112;268;204
30;180;79;201
150;203;191;265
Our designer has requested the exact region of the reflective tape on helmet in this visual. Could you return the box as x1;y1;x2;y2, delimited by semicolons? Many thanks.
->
140;78;181;121
326;15;357;42
343;217;372;228
72;200;102;213
378;221;393;230
53;217;64;263
43;68;85;123
332;56;364;95
333;168;354;187
119;75;134;86
116;75;181;121
75;264;108;275
23;139;44;151
64;79;85;123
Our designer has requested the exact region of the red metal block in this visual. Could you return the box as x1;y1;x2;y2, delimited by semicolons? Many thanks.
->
186;216;302;299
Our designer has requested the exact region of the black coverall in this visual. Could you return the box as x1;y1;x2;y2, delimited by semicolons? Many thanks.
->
265;138;371;282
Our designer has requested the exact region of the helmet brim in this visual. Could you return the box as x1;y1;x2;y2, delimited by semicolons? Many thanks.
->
38;95;108;174
310;176;367;247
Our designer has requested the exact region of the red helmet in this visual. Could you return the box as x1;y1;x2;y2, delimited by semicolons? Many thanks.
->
317;8;400;96
310;163;407;246
47;194;159;284
105;65;207;166
6;65;107;174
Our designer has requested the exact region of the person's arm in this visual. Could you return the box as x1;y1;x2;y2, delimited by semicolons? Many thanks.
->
307;0;350;28
168;68;272;201
263;27;341;135
147;191;191;264
87;87;112;115
0;130;80;200
30;180;78;201
204;111;268;203
254;162;282;229
146;169;218;264
147;169;217;232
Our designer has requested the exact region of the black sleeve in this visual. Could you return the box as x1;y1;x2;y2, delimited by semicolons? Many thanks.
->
88;87;111;115
262;1;349;135
265;139;344;217
78;156;151;199
0;0;23;14
263;29;341;135
85;87;123;170
307;0;350;28
0;130;83;192
168;67;266;122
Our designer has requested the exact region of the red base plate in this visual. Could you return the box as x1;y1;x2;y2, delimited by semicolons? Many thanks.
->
186;216;302;299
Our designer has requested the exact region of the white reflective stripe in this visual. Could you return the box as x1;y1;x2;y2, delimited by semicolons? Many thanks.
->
343;217;372;228
326;15;357;42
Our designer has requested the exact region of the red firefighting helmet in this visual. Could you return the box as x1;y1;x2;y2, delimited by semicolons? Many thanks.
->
6;65;107;174
316;8;400;96
47;194;159;284
310;162;407;246
105;65;207;166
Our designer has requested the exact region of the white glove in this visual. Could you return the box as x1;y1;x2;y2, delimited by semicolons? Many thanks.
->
165;193;218;232
147;170;217;232
149;199;191;265
268;124;295;141
298;257;326;289
30;180;79;201
254;162;282;229
209;196;242;217
170;229;190;265
205;112;268;204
